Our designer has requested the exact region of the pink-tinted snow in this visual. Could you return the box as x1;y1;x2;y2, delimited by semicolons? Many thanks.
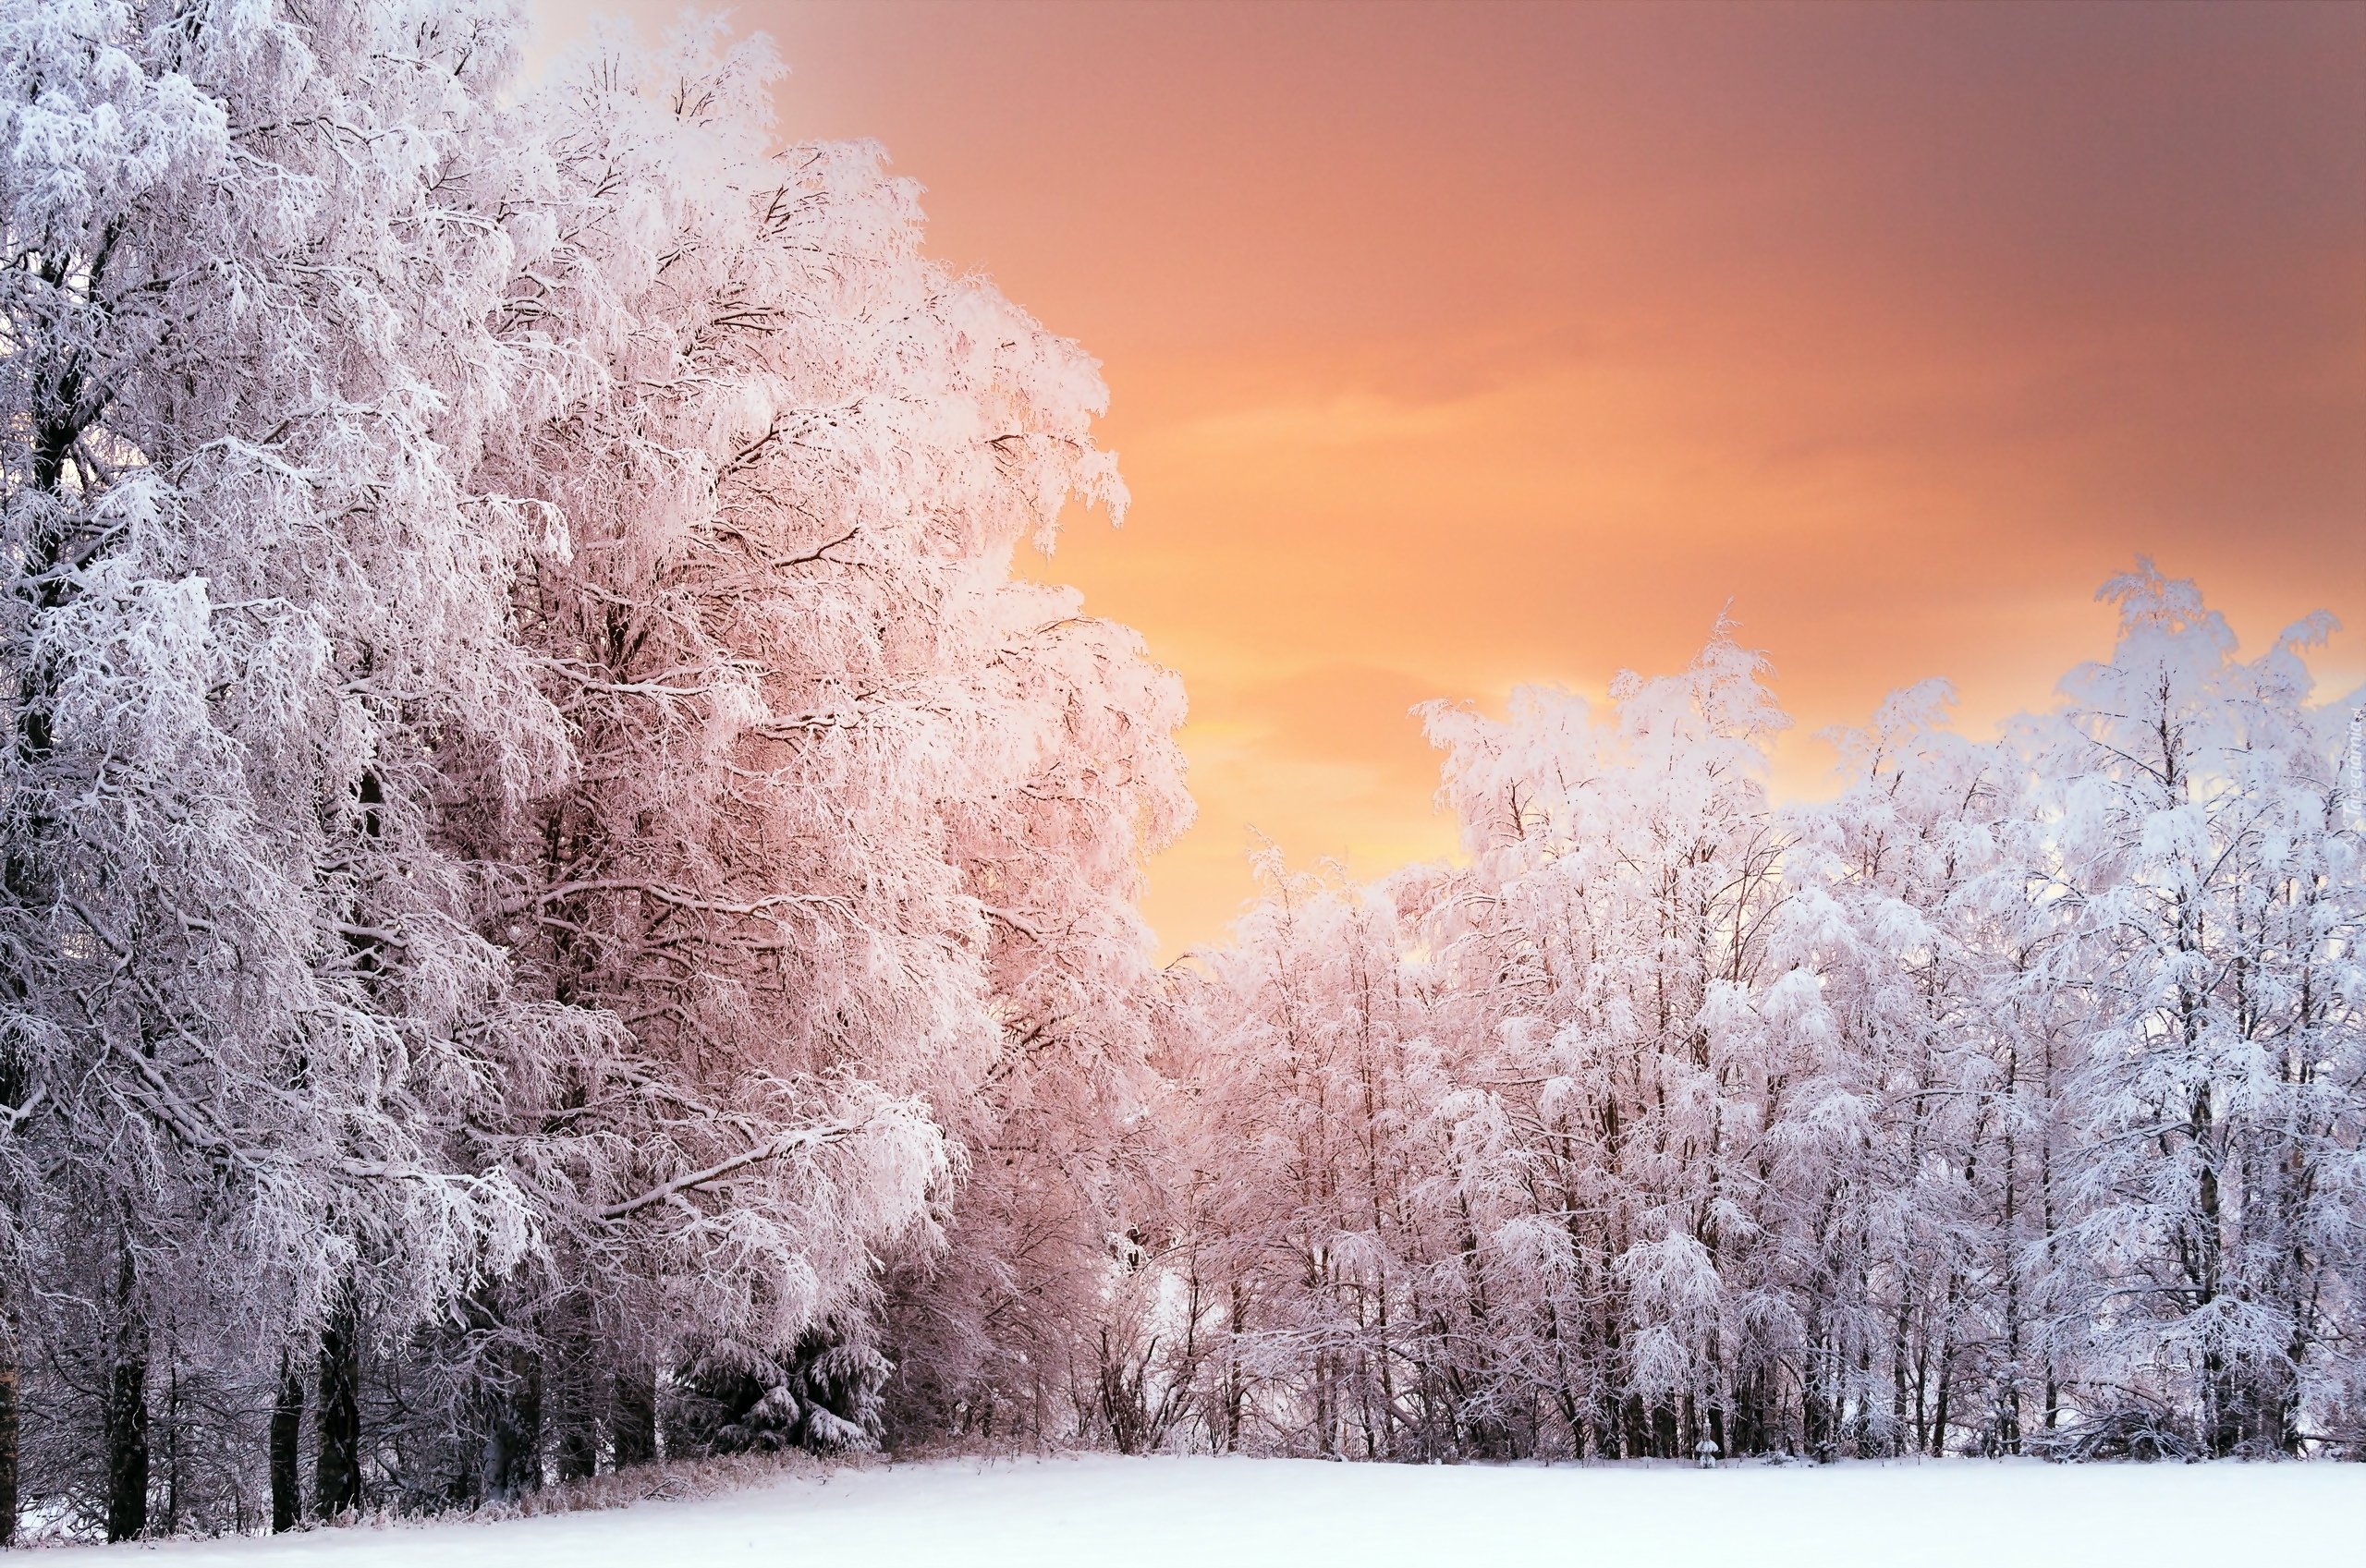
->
116;1454;2360;1566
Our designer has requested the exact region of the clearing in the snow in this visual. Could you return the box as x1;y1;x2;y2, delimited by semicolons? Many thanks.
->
108;1454;2362;1568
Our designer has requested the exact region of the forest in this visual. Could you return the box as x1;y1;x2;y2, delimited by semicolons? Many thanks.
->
0;0;2359;1542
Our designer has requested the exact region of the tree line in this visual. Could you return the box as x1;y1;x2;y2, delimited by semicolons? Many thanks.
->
1142;590;2362;1465
1;1;1187;1538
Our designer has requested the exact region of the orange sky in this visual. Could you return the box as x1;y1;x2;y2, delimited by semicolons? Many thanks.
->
531;0;2366;956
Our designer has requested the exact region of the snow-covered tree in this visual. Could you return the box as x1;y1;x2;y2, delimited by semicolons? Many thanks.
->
448;13;1185;1482
878;586;1190;1446
0;0;588;1537
1161;577;2361;1463
0;1;1186;1528
1414;627;1802;1460
2040;562;2365;1454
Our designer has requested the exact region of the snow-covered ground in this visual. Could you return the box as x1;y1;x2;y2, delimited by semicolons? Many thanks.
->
109;1454;2361;1566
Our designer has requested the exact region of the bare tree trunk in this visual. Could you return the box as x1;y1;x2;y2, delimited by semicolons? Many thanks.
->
271;1347;304;1531
1999;1060;2024;1456
314;1285;362;1518
482;1346;543;1500
1221;1286;1247;1453
104;1355;148;1542
0;1287;18;1547
551;1333;599;1483
104;1238;148;1542
611;1368;658;1469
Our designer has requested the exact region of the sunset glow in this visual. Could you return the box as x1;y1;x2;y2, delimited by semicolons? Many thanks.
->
537;0;2366;954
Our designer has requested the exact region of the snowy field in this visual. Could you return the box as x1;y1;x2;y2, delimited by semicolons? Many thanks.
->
104;1454;2362;1567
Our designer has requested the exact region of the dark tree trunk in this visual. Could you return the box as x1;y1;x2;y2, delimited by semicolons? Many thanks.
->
104;1242;147;1542
2202;1348;2240;1459
552;1343;598;1483
315;1288;362;1518
481;1348;542;1500
0;1291;18;1547
1803;1343;1835;1463
103;1350;148;1541
271;1347;304;1531
104;1355;148;1541
612;1368;658;1469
